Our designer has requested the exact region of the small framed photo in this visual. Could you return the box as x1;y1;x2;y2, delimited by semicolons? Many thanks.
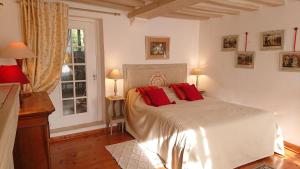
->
279;51;300;72
235;51;255;68
260;30;284;50
146;36;170;60
222;35;239;51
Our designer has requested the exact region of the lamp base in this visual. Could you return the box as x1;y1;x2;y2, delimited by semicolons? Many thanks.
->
19;91;32;107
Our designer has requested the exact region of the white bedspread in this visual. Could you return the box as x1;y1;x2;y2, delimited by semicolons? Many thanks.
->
126;88;282;169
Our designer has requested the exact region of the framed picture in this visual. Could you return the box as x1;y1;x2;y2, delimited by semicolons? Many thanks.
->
145;36;170;60
222;35;239;51
260;30;284;50
279;51;300;72
235;51;255;68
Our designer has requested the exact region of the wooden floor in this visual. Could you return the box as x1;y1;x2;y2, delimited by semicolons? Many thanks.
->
50;130;300;169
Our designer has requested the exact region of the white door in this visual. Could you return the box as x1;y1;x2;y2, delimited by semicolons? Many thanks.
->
60;17;100;127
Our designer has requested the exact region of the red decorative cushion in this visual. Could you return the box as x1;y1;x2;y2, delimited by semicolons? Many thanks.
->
180;84;204;101
136;86;158;105
169;83;189;100
146;88;172;107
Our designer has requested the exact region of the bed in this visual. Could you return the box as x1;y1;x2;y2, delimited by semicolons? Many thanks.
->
123;64;283;169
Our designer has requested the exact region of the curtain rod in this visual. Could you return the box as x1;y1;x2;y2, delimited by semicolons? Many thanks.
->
14;1;121;16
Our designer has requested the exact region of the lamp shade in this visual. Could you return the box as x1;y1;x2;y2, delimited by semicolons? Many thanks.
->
0;42;36;59
191;68;203;75
0;65;30;84
107;69;123;80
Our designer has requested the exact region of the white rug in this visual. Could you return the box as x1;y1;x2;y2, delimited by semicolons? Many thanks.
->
105;140;165;169
106;140;275;169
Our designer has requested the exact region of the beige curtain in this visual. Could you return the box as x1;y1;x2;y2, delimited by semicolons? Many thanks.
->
20;0;68;93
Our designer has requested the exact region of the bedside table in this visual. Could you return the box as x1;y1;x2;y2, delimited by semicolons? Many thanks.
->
106;96;125;135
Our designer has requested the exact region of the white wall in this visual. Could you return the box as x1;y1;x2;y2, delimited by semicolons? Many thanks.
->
199;0;300;146
0;0;21;65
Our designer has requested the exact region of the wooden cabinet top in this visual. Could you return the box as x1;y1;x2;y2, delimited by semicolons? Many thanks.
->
19;92;55;118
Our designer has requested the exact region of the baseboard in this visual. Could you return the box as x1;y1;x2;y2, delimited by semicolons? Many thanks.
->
50;121;105;134
50;126;121;144
284;141;300;153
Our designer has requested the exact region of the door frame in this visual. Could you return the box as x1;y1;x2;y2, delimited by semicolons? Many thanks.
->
50;16;105;134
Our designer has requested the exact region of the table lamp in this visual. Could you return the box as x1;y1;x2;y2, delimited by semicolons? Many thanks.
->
0;65;30;105
107;69;123;97
191;68;203;89
0;65;29;84
0;42;36;68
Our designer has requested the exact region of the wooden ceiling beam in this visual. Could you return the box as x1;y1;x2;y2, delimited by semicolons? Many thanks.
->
178;8;223;18
128;0;207;19
245;0;285;6
163;12;210;20
190;4;240;15
70;0;134;11
101;0;145;7
204;0;259;11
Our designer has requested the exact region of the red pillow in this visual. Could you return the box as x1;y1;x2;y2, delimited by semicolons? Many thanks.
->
146;88;172;107
136;86;158;105
180;84;204;101
169;83;189;100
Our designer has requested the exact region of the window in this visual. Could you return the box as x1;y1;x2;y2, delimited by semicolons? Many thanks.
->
61;29;87;116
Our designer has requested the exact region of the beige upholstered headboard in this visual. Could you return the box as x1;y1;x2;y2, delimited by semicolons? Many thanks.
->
123;63;187;96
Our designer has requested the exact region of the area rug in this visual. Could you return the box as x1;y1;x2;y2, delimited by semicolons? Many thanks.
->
105;140;164;169
106;140;275;169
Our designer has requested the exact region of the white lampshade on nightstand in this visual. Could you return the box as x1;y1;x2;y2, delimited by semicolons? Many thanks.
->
191;68;203;89
0;42;36;67
107;69;123;97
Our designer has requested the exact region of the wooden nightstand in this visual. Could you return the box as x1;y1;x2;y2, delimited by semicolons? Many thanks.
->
106;96;125;135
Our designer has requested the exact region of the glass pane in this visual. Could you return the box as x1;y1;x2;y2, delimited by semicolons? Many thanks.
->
71;29;84;47
64;47;73;64
61;83;74;98
75;82;86;97
61;65;73;81
63;100;74;115
76;98;87;113
74;65;86;80
73;47;85;63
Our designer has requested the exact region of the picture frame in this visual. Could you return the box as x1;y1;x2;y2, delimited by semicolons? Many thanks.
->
279;51;300;72
260;30;284;50
145;36;170;60
235;51;255;69
222;35;239;51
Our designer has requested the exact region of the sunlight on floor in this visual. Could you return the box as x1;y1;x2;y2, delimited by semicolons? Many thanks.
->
200;127;212;169
138;142;165;168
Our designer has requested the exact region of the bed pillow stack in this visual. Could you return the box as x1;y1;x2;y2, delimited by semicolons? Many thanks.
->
169;83;188;100
170;83;204;101
136;86;158;105
146;88;173;107
136;86;175;107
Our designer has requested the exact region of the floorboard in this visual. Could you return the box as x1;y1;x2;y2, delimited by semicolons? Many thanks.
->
50;130;300;169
